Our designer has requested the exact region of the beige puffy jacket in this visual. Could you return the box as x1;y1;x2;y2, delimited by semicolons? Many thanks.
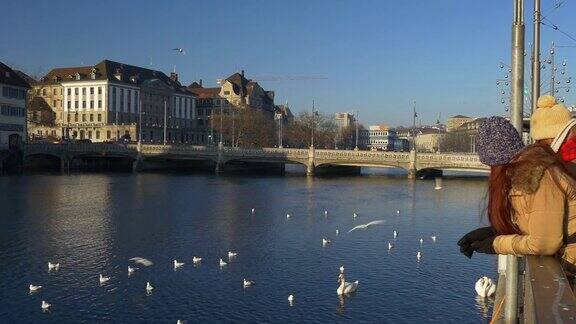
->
493;148;576;274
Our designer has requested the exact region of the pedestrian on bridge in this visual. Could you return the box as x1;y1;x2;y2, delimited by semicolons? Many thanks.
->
458;116;576;289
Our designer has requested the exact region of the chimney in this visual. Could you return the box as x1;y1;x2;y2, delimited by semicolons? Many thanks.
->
170;72;178;82
199;79;203;86
241;70;245;77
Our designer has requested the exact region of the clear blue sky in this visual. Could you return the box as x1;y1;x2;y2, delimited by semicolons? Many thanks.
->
1;0;575;126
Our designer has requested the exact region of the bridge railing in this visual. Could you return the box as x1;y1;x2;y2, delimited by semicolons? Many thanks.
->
26;143;135;154
493;256;576;323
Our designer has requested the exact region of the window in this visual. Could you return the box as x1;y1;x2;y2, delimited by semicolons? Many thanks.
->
90;87;94;95
42;89;46;95
120;89;124;111
96;131;100;139
74;114;78;122
90;100;94;109
53;100;56;107
82;88;86;95
224;91;230;95
67;88;71;96
82;101;86;108
53;89;57;95
75;88;78;95
107;130;111;139
75;101;78;109
90;114;94;122
98;100;102;108
98;87;102;95
97;114;101;122
82;114;86;122
88;130;92;139
67;101;71;109
112;87;117;111
127;89;131;112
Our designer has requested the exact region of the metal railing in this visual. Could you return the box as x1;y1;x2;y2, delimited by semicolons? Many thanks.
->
493;255;576;323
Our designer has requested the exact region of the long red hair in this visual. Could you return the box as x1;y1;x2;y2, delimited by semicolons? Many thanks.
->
487;142;576;235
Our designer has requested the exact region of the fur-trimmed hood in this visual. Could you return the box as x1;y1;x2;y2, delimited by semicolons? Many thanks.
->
509;146;558;194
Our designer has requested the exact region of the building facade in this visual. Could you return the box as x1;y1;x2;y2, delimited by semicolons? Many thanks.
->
446;115;473;132
335;112;355;129
359;125;398;151
0;62;30;150
31;60;197;143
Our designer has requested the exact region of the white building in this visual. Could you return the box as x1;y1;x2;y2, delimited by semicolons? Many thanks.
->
0;62;30;150
359;125;397;151
40;60;197;143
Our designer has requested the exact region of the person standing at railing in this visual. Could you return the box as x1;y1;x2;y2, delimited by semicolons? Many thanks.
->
457;115;576;288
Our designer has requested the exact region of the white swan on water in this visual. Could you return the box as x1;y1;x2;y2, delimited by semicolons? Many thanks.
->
286;213;291;219
128;266;137;275
219;258;228;267
99;274;110;284
174;260;185;269
48;262;59;271
146;281;154;293
228;251;238;259
417;251;422;262
431;235;437;243
335;229;340;236
322;238;331;246
353;213;358;219
337;272;359;295
41;300;51;311
388;242;393;251
288;294;294;305
475;276;496;298
29;284;42;293
243;278;255;288
393;230;398;239
193;256;202;263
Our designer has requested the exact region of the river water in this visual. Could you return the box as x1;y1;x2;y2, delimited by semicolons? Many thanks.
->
0;169;496;323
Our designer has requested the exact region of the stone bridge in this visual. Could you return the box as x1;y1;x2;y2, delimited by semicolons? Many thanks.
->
22;143;489;178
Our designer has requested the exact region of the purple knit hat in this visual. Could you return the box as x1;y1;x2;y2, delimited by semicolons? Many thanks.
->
476;116;525;166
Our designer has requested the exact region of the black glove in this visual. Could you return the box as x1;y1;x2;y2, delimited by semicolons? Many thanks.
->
470;236;497;254
457;226;496;258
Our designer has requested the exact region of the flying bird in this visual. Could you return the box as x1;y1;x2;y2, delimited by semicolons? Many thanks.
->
129;257;153;267
172;48;186;55
348;220;386;233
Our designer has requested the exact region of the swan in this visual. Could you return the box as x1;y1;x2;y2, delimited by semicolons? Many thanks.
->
393;230;398;239
431;235;437;243
251;208;255;214
324;210;328;216
48;262;59;271
286;213;291;219
193;256;202;263
419;238;424;245
29;284;42;293
174;260;185;269
337;273;359;295
475;276;496;298
219;258;228;267
322;238;331;246
228;251;238;259
340;265;345;273
243;278;255;288
288;294;294;304
41;300;51;311
348;220;386;233
417;251;422;262
353;213;358;219
128;266;137;275
335;229;340;236
129;257;153;267
99;274;110;284
146;281;154;293
177;320;184;324
388;242;393;251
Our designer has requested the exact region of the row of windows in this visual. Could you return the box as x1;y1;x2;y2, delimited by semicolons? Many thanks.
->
0;105;25;117
66;113;103;123
67;87;103;96
2;86;27;100
111;87;138;113
40;88;63;96
67;100;102;109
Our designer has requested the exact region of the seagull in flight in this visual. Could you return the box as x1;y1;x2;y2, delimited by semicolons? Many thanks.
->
129;257;153;267
348;220;386;233
172;48;186;55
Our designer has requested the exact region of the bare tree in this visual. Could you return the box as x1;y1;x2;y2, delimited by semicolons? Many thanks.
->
215;109;275;148
336;124;365;150
438;132;472;152
285;111;338;148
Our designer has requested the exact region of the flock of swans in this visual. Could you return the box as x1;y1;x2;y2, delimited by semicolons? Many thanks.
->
28;202;494;321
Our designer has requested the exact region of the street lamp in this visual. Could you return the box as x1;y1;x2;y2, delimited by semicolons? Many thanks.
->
354;110;359;151
275;110;283;148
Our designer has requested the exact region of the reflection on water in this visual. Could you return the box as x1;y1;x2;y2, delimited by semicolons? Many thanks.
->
0;171;495;322
475;295;494;320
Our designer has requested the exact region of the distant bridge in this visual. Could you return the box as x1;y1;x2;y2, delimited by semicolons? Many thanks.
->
22;143;489;177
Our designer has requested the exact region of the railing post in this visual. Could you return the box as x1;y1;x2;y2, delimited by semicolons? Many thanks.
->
504;255;519;323
407;149;417;179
